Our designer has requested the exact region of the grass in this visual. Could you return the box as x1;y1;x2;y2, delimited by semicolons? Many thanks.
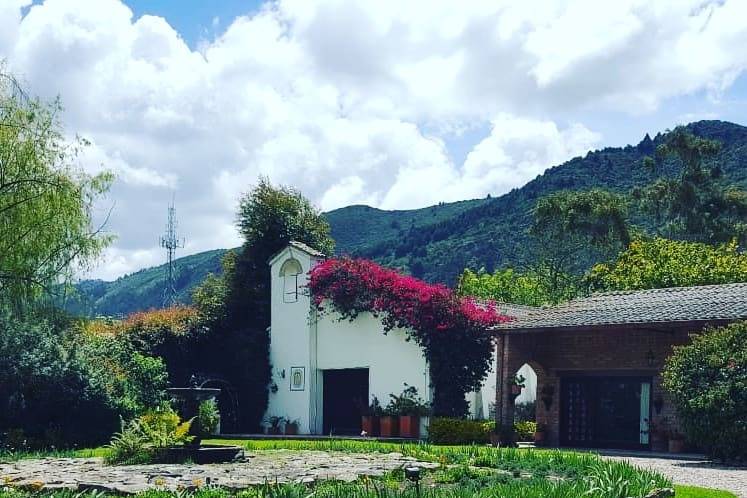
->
0;440;735;497
0;447;107;462
674;485;738;498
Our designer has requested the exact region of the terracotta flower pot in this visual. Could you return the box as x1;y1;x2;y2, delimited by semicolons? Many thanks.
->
399;415;420;439
379;416;399;437
361;416;380;436
284;423;298;435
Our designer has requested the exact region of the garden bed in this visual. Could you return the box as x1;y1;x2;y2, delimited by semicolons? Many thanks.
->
0;440;679;497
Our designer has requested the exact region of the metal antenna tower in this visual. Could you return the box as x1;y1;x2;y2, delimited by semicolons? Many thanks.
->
160;199;185;307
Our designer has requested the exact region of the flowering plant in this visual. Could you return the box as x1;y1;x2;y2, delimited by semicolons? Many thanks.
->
308;257;511;416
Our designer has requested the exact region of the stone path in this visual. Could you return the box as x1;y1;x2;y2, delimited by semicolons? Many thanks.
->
603;455;747;498
0;450;437;494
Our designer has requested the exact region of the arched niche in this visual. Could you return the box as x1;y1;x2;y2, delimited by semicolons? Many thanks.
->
279;258;303;303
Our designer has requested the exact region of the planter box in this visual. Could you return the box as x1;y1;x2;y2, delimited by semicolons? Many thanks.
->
380;416;399;437
362;416;380;436
399;415;420;439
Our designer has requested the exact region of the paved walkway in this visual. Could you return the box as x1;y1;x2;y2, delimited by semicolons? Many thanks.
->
0;451;437;494
603;455;747;497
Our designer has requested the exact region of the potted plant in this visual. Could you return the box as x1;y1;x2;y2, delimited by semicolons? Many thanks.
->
266;416;283;435
196;399;221;440
380;406;399;438
361;396;383;436
386;384;430;439
511;375;526;396
284;418;299;435
533;423;547;446
668;430;686;453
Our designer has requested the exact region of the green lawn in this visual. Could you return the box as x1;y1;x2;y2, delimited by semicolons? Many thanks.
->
674;485;738;498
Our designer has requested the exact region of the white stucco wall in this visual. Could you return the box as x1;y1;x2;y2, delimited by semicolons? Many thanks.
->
316;312;430;414
267;247;317;433
265;244;501;434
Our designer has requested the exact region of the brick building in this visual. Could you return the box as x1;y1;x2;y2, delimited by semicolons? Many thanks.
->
492;283;747;450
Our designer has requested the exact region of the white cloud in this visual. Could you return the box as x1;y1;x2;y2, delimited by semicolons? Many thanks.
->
462;116;601;196
1;0;746;279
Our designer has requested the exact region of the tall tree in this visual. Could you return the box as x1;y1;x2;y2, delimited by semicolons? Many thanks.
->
528;188;631;300
586;237;747;292
0;70;113;309
457;267;575;306
192;178;334;430
635;127;747;244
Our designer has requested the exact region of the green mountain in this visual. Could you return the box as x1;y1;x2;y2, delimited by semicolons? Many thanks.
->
69;120;747;316
65;249;227;317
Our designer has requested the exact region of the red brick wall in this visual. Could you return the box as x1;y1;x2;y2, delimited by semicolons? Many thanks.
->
495;325;698;447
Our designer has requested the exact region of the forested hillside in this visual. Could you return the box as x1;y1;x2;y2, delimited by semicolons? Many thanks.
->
69;120;747;315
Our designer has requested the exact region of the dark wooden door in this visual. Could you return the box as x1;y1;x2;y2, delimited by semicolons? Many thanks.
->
323;368;369;435
561;376;651;449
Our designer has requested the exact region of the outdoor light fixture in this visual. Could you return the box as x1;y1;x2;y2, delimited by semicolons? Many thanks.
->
654;396;664;415
405;467;421;498
645;349;656;367
405;466;421;482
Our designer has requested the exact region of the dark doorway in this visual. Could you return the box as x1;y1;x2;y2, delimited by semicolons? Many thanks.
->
323;368;369;435
560;376;651;449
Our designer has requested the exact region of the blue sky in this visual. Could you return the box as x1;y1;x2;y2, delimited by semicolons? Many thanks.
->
3;0;747;279
123;0;264;49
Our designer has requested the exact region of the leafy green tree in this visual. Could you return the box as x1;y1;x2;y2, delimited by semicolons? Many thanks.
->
636;127;747;244
192;178;334;430
525;189;632;300
457;267;576;306
662;321;747;461
586;237;747;291
0;70;113;308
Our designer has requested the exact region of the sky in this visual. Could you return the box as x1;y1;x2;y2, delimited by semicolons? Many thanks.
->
2;0;747;281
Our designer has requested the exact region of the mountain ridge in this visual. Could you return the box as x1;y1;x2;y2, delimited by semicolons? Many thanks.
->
67;119;747;316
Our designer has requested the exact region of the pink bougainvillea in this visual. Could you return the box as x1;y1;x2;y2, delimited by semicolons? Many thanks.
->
308;257;511;417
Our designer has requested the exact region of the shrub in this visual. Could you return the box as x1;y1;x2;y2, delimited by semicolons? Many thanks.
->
83;306;205;387
428;417;495;444
106;406;192;464
384;384;430;416
514;420;537;441
662;321;747;461
197;399;220;436
75;332;168;420
0;311;119;448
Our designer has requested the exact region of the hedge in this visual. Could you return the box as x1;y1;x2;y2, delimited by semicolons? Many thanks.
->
428;418;495;444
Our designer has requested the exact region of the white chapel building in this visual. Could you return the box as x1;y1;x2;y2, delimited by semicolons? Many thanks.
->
264;241;525;436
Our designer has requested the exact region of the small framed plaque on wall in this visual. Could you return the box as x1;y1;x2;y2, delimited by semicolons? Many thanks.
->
290;366;305;391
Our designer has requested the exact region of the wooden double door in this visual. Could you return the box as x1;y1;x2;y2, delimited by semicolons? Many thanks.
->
560;376;651;449
322;368;369;435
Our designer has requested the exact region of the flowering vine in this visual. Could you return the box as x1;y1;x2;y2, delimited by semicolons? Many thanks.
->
308;257;511;417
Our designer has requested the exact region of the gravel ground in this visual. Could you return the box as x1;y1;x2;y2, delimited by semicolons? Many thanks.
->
603;455;747;497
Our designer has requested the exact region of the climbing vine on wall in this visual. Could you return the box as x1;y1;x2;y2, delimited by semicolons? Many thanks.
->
308;257;511;417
